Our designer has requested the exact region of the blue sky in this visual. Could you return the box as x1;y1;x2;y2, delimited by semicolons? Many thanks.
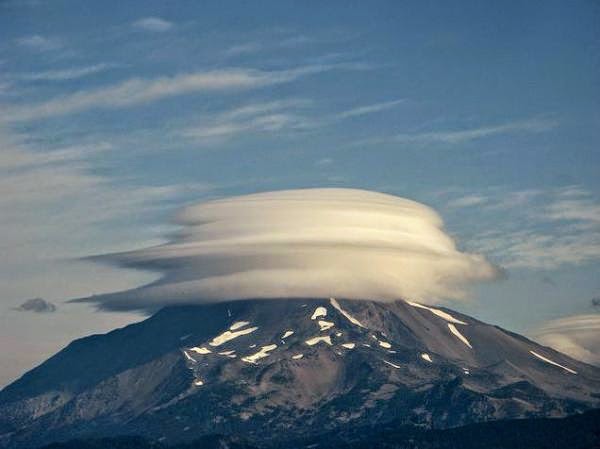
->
0;0;599;386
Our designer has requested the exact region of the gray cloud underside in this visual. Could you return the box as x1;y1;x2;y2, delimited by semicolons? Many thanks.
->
80;188;500;312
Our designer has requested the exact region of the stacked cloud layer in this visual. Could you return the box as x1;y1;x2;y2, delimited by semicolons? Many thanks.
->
82;188;499;311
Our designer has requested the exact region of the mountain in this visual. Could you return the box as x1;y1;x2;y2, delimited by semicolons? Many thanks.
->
1;298;599;448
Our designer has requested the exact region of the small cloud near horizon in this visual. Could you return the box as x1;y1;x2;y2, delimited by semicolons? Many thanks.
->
15;298;57;313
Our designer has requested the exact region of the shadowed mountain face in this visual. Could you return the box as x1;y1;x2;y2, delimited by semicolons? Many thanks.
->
1;298;599;448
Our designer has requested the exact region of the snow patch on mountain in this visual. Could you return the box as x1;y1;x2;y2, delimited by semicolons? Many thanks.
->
311;306;327;320
242;344;278;364
306;335;332;346
406;300;467;325
229;321;251;330
209;326;258;346
383;360;401;369
182;351;196;362
448;323;472;348
330;297;366;328
530;350;577;374
318;320;335;331
190;346;212;354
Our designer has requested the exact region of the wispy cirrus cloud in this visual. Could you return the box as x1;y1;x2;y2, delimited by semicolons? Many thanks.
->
442;186;600;270
315;157;334;167
18;63;119;82
335;99;404;119
0;140;112;170
0;126;211;267
545;196;600;225
181;99;315;140
531;314;600;366
444;190;543;211
4;63;362;122
393;117;558;144
471;229;600;270
16;34;63;52
224;42;263;57
447;194;488;208
132;17;173;32
182;96;405;142
223;33;331;59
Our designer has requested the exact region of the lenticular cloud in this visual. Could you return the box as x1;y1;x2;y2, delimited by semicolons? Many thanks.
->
83;188;499;311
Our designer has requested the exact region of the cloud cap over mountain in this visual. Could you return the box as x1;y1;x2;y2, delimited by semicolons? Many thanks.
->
81;188;500;311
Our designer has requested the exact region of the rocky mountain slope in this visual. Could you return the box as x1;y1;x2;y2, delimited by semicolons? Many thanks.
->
1;298;599;448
